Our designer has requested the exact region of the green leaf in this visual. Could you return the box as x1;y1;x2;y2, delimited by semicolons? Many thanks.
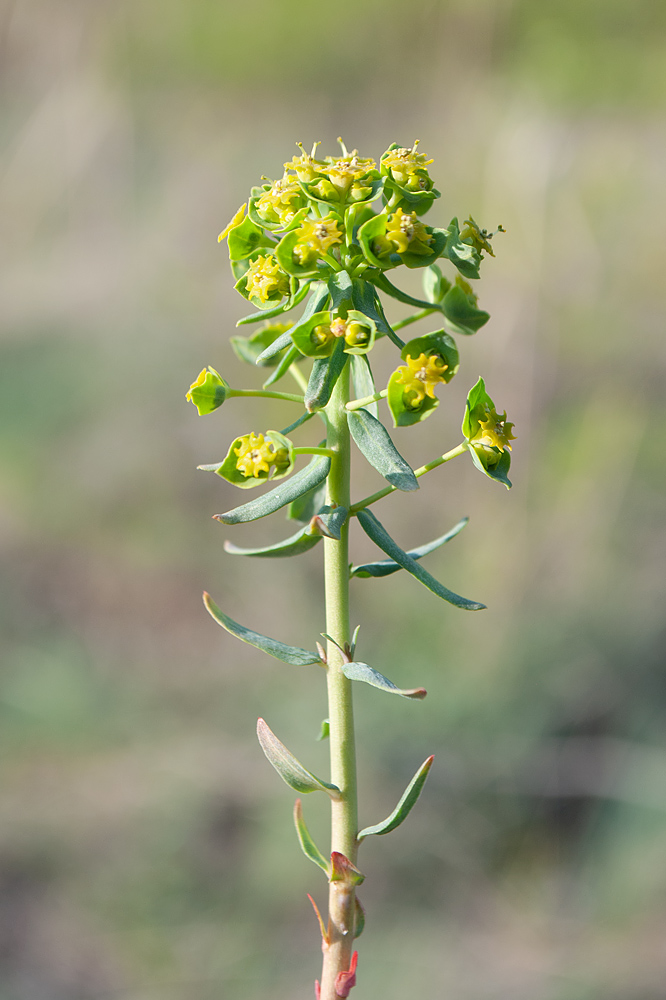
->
280;411;315;437
287;479;326;523
262;344;301;388
357;212;400;270
257;718;340;797
255;329;294;364
304;339;347;412
254;283;329;363
400;227;448;270
230;323;291;367
366;269;442;312
228;215;275;262
350;354;378;418
316;719;330;742
294;799;330;875
307;504;348;540
442;280;489;336
356;509;486;610
327;270;353;311
422;263;451;305
350;278;404;348
203;593;322;665
350;517;469;578
357;755;434;840
342;660;427;700
223;525;322;558
214;454;330;524
235;280;311;326
347;409;418;492
186;367;229;415
441;217;482;280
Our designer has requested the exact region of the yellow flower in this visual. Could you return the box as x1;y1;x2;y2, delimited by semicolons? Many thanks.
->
385;208;433;255
255;174;304;225
218;203;246;242
294;214;343;256
473;408;516;452
244;255;290;303
234;433;289;479
322;150;377;193
394;352;448;408
382;141;433;188
284;141;324;182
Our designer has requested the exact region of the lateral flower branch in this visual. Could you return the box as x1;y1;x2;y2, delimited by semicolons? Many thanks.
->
187;139;513;998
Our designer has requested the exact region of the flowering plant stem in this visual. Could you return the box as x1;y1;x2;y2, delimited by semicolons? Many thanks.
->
188;139;514;998
321;366;359;995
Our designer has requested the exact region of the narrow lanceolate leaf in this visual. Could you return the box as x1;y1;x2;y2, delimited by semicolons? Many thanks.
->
255;282;329;358
357;755;435;840
214;455;330;524
356;509;485;610
294;800;330;875
257;718;340;797
287;479;326;523
262;343;301;388
347;410;418;492
223;525;322;558
203;594;321;665
350;517;469;578
254;328;294;364
342;660;427;700
350;354;378;418
305;339;347;412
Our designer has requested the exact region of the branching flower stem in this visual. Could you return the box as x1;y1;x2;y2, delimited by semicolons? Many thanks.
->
345;389;388;411
350;442;468;513
392;307;437;331
321;363;359;998
227;388;304;404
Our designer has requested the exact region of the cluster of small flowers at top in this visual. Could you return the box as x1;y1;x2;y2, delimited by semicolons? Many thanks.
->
254;175;305;227
471;408;515;453
286;141;379;203
394;352;449;409
234;433;290;479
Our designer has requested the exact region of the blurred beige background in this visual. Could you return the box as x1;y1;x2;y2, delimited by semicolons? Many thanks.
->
1;1;666;997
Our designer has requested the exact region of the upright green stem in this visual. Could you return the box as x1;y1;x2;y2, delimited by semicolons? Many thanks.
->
320;361;358;999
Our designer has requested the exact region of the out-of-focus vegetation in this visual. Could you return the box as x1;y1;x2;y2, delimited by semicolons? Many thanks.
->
1;1;665;997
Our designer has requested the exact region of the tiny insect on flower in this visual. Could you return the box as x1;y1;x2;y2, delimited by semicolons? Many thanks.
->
244;254;291;303
234;433;290;479
394;351;448;408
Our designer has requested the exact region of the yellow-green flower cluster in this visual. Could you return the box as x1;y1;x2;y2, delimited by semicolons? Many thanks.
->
293;214;343;267
254;175;306;227
244;254;291;304
234;432;290;479
471;407;515;452
373;208;433;258
381;140;434;192
284;141;379;204
394;352;449;409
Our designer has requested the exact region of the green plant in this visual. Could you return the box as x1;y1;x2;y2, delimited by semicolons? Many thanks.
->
187;140;513;998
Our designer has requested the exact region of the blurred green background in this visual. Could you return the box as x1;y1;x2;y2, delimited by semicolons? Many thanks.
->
2;1;666;997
